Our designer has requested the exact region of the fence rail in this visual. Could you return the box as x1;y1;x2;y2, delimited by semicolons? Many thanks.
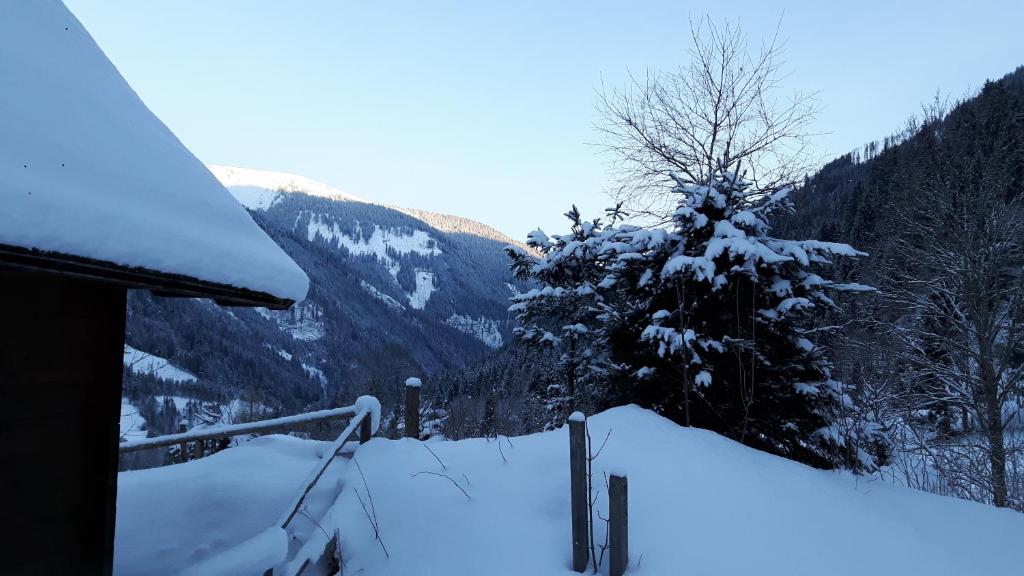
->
279;407;373;530
119;405;360;456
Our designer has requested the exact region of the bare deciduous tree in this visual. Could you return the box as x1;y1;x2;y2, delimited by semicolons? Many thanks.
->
884;150;1024;509
595;16;820;220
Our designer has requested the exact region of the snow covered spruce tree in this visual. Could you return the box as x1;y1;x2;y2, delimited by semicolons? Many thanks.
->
510;171;888;470
600;170;887;470
506;206;623;429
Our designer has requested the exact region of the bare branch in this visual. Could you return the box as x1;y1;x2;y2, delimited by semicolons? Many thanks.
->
594;16;821;220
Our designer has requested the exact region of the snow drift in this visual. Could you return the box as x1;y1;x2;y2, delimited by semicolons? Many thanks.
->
116;406;1024;575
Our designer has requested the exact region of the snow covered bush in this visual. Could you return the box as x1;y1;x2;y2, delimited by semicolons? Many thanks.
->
510;171;889;471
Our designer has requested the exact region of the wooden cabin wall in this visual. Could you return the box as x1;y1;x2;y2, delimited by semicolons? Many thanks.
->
0;270;126;575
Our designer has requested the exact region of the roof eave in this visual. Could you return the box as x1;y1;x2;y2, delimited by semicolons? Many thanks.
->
0;243;294;310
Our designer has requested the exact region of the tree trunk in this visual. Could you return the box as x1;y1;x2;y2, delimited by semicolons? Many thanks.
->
676;281;691;427
984;386;1009;507
987;425;1008;508
979;351;1008;507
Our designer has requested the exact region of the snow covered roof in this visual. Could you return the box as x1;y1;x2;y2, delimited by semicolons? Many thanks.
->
0;2;308;306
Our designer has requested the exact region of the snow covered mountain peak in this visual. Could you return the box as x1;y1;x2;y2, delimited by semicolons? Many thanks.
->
208;165;366;210
209;165;526;250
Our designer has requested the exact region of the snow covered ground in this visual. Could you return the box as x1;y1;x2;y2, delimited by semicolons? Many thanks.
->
123;345;197;383
302;363;328;395
119;399;148;442
116;406;1024;575
360;280;407;311
407;269;436;310
305;215;442;263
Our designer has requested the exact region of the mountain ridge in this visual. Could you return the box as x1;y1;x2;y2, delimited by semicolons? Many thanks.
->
208;164;527;250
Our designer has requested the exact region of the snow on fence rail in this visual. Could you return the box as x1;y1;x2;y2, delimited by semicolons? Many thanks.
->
119;404;362;455
171;397;382;576
279;405;374;529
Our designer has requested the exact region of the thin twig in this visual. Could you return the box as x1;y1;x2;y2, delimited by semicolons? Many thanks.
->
591;429;612;460
354;489;390;559
298;505;330;541
353;457;389;559
497;436;508;464
585;423;615;573
421;442;447;470
410;471;472;500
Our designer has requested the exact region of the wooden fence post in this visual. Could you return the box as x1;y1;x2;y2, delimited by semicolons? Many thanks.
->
325;529;340;574
359;412;372;444
609;473;628;576
178;423;189;463
404;377;421;439
568;412;588;572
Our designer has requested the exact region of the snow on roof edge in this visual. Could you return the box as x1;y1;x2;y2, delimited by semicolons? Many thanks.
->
0;2;309;303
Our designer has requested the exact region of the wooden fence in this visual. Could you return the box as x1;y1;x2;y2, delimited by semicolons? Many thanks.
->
119;399;382;576
117;393;427;575
119;404;366;462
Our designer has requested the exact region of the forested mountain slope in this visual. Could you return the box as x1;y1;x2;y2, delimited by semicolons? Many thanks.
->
779;66;1024;252
123;167;524;418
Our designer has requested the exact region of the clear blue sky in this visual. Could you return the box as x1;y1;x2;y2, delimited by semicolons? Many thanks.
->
65;0;1023;240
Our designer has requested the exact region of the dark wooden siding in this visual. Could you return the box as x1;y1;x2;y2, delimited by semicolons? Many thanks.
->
0;270;126;575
